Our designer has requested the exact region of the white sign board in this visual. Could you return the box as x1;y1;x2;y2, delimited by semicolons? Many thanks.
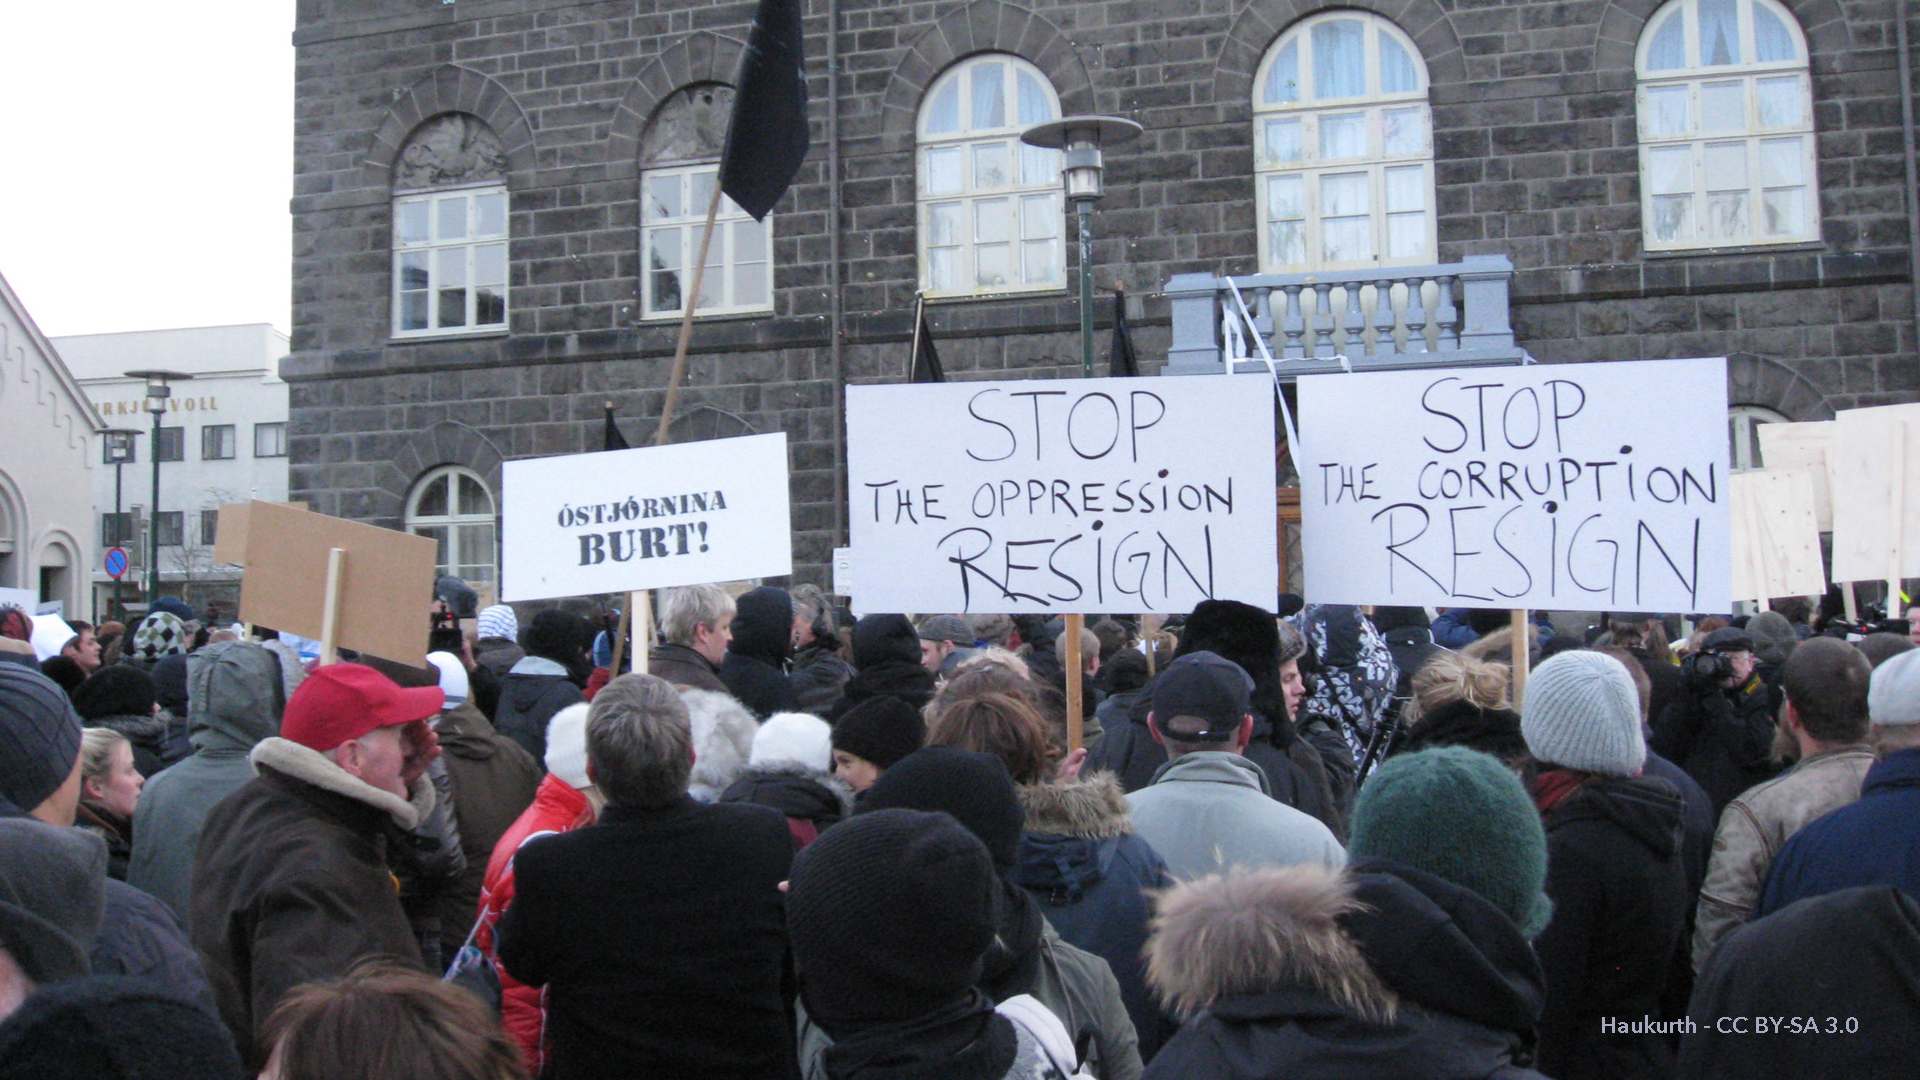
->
847;375;1277;614
501;433;793;602
1828;403;1920;585
1299;358;1730;613
1730;468;1826;603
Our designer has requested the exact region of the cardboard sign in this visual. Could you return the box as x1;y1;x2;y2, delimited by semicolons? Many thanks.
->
846;375;1278;614
213;501;310;565
500;433;793;602
235;501;438;665
1829;403;1920;584
1298;358;1731;613
1755;421;1836;531
1730;468;1826;603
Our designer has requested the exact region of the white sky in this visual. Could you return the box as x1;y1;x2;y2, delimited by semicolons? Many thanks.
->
2;5;294;338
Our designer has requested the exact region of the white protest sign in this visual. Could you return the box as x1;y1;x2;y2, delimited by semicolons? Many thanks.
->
846;374;1277;614
1730;467;1826;604
501;433;792;602
1298;357;1730;613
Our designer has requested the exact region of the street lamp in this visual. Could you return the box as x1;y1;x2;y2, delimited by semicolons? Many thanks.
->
123;370;192;604
1020;115;1144;377
102;428;141;620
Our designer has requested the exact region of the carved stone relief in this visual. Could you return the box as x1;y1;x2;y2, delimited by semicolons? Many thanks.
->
642;84;734;165
394;114;509;189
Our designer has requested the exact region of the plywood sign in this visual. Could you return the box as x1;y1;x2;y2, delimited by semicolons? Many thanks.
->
1755;421;1836;531
1730;468;1826;604
1828;403;1920;585
213;501;311;565
234;501;437;665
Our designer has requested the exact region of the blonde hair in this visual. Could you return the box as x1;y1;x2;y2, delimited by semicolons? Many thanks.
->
1404;651;1511;724
79;727;130;786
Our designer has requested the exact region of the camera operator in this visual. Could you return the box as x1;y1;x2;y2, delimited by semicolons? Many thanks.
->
1651;626;1782;813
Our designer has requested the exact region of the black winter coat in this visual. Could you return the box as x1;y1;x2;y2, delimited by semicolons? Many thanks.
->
1651;674;1779;813
721;586;799;720
492;667;584;762
720;762;853;849
1535;776;1690;1080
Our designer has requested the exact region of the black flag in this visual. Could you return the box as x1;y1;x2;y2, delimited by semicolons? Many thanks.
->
603;403;630;451
909;295;945;383
719;0;809;221
1110;287;1140;378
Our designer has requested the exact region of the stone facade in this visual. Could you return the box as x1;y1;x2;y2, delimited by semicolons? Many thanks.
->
287;0;1919;586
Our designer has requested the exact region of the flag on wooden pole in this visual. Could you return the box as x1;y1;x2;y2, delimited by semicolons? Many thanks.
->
909;294;945;383
603;402;630;451
1109;285;1139;378
719;0;809;221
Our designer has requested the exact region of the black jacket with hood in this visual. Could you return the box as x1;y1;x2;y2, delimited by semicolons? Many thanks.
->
721;761;855;849
493;656;584;762
719;586;799;720
1144;860;1548;1080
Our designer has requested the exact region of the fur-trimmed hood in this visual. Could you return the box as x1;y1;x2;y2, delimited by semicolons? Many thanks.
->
1146;863;1396;1021
720;760;855;822
248;736;434;831
1018;773;1132;839
680;687;758;802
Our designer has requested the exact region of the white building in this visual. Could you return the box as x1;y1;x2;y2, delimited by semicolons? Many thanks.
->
0;271;103;618
54;324;289;624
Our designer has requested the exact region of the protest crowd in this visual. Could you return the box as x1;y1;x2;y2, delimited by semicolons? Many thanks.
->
3;582;1919;1080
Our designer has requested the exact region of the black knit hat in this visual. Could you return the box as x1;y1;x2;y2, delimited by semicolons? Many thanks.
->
1177;599;1281;679
857;746;1025;870
831;696;925;770
0;665;84;818
0;974;247;1079
522;609;589;665
150;654;190;712
70;666;157;722
787;809;998;1032
850;614;921;669
38;657;86;695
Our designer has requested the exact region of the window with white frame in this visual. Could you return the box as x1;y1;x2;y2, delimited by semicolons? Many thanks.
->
1729;403;1790;471
405;465;497;586
1636;0;1817;250
639;85;772;320
393;185;509;335
1253;12;1435;272
917;55;1064;297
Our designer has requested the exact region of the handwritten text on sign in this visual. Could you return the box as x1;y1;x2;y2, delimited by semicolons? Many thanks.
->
500;433;792;602
1298;358;1730;612
846;375;1277;614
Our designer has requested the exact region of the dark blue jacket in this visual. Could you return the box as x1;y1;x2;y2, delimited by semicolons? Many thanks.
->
1756;748;1920;918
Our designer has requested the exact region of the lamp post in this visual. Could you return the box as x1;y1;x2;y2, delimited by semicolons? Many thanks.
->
123;370;192;605
1019;115;1143;377
102;428;141;620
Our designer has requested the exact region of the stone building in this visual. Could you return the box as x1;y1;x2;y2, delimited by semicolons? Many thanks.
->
287;0;1919;589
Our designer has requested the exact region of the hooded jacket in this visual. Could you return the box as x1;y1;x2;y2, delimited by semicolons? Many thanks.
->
1534;775;1689;1080
682;688;758;802
1143;861;1549;1080
721;761;854;849
1012;774;1174;1060
719;586;799;720
432;699;542;960
493;655;584;762
1127;753;1345;883
127;641;284;919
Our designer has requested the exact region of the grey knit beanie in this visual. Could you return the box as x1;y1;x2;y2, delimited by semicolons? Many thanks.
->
0;665;84;818
0;818;106;985
1520;650;1646;776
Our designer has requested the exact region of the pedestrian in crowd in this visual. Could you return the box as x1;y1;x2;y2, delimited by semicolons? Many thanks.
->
494;673;794;1080
473;605;524;677
150;651;194;764
833;614;939;717
38;656;86;695
681;686;758;800
917;613;977;676
255;960;523;1080
1745;609;1799;696
125;640;284;919
1856;630;1914;668
190;662;443;1065
1606;613;1685;724
1591;645;1716;896
476;702;600;1077
1521;650;1688;1080
126;608;190;670
970;612;1017;652
1293;603;1398;769
93;621;127;669
720;585;799;719
0;973;246;1080
70;665;168;778
845;745;1142;1080
721;711;854;850
0;816;107;1023
647;584;735;695
1389;650;1528;769
1127;652;1345;882
789;584;854;715
829;695;925;794
1654;626;1780;813
1692;637;1876;969
1756;647;1920;914
56;621;102;677
74;728;141;880
493;610;589;761
1047;621;1105;744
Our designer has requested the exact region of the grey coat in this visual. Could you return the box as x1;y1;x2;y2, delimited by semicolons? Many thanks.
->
1127;753;1346;883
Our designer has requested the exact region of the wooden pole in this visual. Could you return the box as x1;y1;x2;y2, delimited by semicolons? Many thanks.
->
1508;608;1531;707
654;181;726;447
318;547;346;665
1887;420;1907;621
609;602;631;675
633;589;653;676
1064;613;1085;752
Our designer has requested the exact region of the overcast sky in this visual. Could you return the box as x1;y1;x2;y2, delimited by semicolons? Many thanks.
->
3;5;294;338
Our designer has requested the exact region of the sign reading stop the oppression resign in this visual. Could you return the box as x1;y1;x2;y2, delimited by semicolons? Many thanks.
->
1298;358;1731;613
500;432;792;602
846;374;1277;614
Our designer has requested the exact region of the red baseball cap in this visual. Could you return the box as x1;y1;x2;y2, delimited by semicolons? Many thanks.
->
281;663;445;752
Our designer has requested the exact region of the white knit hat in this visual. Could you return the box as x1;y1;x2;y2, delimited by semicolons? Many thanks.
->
476;604;518;642
426;652;469;707
1869;648;1920;726
544;702;592;788
1521;650;1646;776
751;712;833;772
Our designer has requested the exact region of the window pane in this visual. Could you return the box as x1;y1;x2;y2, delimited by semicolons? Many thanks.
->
1020;194;1058;239
1644;12;1685;71
416;476;449;517
646;174;682;220
973;143;1008;188
1016;70;1053;126
437;196;467;240
475;287;505;326
1270;220;1308;266
438;288;468;328
1644;85;1691;136
1753;4;1796;62
1701;81;1745;132
399;251;430;291
1756;76;1804;127
1704;142;1748;190
1321;172;1369;216
400;291;429;331
1323;216;1372;263
650;225;682;311
1757;136;1805;185
925;147;963;194
436;247;466;287
1387;212;1427;259
928;247;959;291
970;62;1006;128
1263;40;1301;104
734;261;768;305
1706;190;1749;240
474;192;507;237
458;474;492;516
456;523;494;569
1018;145;1058;186
1267;174;1304;220
415;525;450;567
1648;145;1693;194
474;243;506;287
925;80;961;135
928;202;961;246
732;217;767;262
690;171;716;214
1699;0;1741;66
975;242;1010;287
1319;112;1366;159
975;198;1010;243
255;423;286;457
1385;165;1425;211
1652;193;1692;242
1762;187;1805;235
1379;35;1418;94
1382;107;1426;155
1264;118;1304;164
1022;240;1058;284
397;200;430;244
1311;19;1366;99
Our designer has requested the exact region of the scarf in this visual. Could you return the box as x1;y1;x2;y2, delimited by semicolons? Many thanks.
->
977;879;1045;1002
821;991;1015;1080
1533;766;1591;817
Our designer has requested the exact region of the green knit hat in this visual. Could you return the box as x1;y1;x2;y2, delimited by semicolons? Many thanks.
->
1349;745;1552;939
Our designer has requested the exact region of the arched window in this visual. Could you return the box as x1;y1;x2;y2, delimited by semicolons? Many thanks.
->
392;114;510;337
1636;0;1817;250
917;55;1063;297
1253;12;1434;272
641;84;774;319
1728;403;1790;471
406;466;497;585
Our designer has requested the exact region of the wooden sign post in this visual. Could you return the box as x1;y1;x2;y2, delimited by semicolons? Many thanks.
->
1063;613;1085;751
1509;608;1531;706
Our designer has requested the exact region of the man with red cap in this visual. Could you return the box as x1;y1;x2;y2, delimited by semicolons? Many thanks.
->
189;662;444;1066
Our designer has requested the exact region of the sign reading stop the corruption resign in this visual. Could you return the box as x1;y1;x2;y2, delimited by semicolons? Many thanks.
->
500;432;792;602
1298;357;1730;613
846;374;1277;614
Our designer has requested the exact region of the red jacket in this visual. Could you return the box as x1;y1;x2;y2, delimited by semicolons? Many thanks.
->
476;774;595;1076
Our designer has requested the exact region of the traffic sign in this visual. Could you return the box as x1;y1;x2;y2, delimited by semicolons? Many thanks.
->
104;547;129;580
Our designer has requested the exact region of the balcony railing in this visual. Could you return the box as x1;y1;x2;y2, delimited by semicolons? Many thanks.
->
1162;254;1529;377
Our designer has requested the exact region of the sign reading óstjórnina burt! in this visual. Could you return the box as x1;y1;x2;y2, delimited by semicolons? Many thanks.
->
1298;357;1731;613
500;433;793;602
846;374;1278;614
